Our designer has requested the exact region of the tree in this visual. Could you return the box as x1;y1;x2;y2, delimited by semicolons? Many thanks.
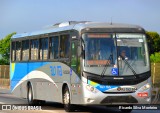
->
0;32;16;65
146;31;160;54
150;52;160;63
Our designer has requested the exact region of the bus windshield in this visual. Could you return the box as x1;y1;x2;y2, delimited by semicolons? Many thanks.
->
115;34;150;75
82;33;150;76
83;33;116;66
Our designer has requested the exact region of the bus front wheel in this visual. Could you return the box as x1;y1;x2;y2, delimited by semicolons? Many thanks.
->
63;86;74;112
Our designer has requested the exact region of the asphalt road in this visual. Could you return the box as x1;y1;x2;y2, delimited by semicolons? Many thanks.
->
0;89;160;113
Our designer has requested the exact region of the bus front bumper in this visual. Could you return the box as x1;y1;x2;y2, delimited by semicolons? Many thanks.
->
81;82;152;105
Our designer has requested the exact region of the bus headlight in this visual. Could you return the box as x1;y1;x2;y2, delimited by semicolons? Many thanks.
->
140;83;151;91
86;84;98;93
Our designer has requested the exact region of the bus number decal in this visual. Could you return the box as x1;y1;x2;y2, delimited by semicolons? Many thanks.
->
50;66;62;76
57;66;62;76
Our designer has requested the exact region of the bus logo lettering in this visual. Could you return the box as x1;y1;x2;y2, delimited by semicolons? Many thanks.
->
50;66;56;76
50;66;62;76
57;66;62;76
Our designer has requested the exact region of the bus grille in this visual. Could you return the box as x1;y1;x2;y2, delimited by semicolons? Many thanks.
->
101;96;138;104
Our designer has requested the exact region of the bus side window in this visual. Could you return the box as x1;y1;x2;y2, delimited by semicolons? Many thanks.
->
50;36;59;59
60;35;70;58
12;42;16;61
22;40;29;61
31;39;39;60
40;38;48;60
16;41;21;61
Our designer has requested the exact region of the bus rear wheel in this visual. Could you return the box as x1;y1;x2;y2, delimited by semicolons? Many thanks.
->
27;84;36;105
63;86;74;112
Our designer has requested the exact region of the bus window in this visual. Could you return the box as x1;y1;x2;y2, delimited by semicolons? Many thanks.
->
11;42;16;61
50;36;59;59
22;40;29;61
60;35;70;58
16;41;21;61
40;38;48;60
31;39;39;60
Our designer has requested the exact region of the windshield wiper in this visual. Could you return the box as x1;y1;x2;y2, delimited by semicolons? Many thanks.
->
120;56;138;78
100;53;113;77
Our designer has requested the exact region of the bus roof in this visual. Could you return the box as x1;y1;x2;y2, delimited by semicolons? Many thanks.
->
12;21;144;39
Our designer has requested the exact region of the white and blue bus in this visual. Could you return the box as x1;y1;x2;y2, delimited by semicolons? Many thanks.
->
10;21;152;112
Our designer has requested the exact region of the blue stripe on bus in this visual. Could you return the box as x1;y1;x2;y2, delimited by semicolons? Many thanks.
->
88;80;119;92
10;62;49;91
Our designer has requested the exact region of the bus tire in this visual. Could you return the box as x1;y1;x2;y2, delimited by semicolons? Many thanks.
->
27;84;37;105
63;86;74;112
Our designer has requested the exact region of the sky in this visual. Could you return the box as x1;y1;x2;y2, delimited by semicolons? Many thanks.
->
0;0;160;39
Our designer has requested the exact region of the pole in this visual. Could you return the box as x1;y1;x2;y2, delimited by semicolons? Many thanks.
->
153;63;156;87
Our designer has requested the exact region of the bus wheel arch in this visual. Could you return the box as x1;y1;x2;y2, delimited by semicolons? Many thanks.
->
62;83;67;95
27;81;31;90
